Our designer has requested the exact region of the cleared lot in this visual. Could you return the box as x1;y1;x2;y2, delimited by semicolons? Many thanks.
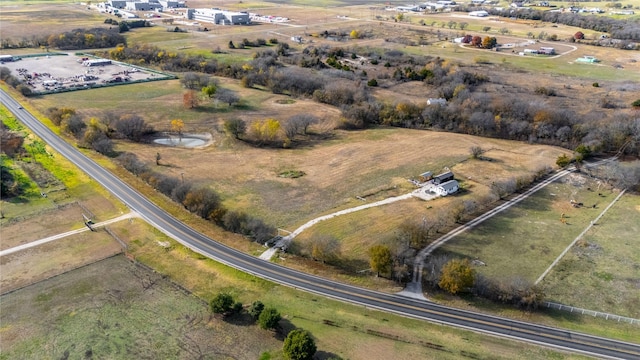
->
2;53;173;94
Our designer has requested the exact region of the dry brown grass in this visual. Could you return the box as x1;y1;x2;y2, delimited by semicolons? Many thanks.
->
0;231;122;294
0;4;105;41
125;125;568;233
0;198;121;250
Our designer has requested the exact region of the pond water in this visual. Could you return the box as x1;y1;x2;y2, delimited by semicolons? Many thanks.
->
153;136;206;148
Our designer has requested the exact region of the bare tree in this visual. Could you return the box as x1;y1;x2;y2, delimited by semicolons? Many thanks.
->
470;146;483;159
62;114;86;139
116;114;152;142
284;114;319;139
214;88;240;107
223;118;246;139
310;235;341;264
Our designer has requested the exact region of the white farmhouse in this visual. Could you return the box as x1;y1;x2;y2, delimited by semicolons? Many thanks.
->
434;179;459;196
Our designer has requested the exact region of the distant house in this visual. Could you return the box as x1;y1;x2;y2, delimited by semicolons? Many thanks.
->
538;47;555;55
432;171;454;185
108;0;127;9
427;98;447;106
186;9;251;25
469;10;489;17
434;179;459;196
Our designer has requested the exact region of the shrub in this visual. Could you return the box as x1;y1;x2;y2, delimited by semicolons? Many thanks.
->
367;78;378;87
556;154;571;167
258;307;281;330
210;293;234;314
632;99;640;108
470;146;483;159
232;302;243;314
283;329;316;360
249;301;265;319
592;82;599;87
534;86;556;96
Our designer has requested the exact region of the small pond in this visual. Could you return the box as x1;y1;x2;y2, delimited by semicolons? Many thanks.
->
153;136;206;148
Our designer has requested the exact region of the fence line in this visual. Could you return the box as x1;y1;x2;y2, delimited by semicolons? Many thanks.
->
543;301;639;325
105;226;128;250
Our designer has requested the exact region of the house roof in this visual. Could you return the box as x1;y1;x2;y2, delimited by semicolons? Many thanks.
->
433;171;454;180
438;179;459;191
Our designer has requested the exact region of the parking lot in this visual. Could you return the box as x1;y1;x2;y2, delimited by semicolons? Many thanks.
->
1;53;172;94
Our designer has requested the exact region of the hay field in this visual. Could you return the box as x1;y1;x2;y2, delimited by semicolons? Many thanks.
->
120;126;568;229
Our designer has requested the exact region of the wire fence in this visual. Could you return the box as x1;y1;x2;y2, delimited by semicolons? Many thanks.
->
543;301;640;325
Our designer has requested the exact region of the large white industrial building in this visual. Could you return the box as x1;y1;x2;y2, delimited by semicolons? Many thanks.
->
185;9;251;25
107;0;185;11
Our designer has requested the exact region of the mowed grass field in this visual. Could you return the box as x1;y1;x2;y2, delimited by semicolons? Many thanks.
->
119;126;567;229
541;193;640;318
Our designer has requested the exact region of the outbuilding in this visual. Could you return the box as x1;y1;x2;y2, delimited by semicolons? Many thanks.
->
419;171;433;182
432;171;454;185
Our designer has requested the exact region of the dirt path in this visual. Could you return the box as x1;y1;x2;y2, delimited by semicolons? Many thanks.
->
259;189;439;260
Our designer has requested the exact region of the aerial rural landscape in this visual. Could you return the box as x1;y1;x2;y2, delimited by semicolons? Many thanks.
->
0;0;639;359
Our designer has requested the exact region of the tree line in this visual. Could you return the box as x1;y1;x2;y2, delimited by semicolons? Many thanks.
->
46;27;127;50
209;292;317;360
483;7;640;42
118;151;276;244
46;107;156;155
100;39;638;156
0;66;32;96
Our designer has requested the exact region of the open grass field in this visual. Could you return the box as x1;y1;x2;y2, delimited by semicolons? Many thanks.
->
432;170;640;322
0;255;283;360
541;193;640;318
0;230;122;294
115;126;568;230
116;222;595;359
436;173;622;282
0;3;105;40
1;250;588;360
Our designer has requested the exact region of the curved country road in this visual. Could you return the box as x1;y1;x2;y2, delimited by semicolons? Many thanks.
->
2;90;638;360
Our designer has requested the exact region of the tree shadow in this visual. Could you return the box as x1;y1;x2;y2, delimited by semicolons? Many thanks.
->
274;318;297;341
224;312;256;327
315;350;343;360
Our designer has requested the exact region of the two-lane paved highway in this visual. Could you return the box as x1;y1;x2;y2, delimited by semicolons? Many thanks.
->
2;89;638;360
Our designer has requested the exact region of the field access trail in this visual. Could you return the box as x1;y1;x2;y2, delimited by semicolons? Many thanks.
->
259;191;436;260
3;90;639;360
0;212;138;257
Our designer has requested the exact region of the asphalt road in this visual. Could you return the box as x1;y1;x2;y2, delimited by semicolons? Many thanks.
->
2;89;638;360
